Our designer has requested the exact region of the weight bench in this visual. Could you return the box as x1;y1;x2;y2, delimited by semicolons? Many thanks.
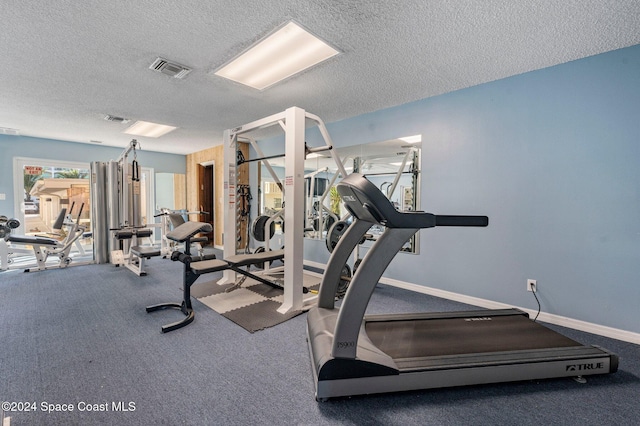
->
146;221;216;332
145;221;290;332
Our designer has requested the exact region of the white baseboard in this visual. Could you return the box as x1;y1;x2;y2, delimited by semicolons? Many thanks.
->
303;260;640;345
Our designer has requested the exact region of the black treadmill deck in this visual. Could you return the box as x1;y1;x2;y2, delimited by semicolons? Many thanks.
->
365;309;581;360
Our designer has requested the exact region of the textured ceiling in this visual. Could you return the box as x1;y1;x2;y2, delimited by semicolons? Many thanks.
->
1;0;639;155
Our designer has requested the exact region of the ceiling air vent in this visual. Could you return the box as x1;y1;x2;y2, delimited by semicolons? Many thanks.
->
0;127;20;135
149;57;192;79
104;115;130;124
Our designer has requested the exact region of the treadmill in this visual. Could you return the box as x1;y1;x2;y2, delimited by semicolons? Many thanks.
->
306;173;618;400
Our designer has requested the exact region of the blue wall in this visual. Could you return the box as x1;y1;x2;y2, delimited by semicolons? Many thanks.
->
303;44;640;334
2;44;638;335
0;135;185;216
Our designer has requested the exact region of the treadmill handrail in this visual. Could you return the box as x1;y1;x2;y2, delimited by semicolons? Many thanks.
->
331;226;418;359
329;173;488;358
317;218;374;309
337;173;488;229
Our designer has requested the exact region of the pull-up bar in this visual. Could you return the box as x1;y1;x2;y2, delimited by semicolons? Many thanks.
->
236;144;335;165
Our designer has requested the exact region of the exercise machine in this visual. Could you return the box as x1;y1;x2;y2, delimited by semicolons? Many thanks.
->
307;173;618;400
146;221;291;332
0;216;24;270
1;204;88;272
222;107;348;314
111;226;158;276
91;140;158;269
155;208;208;258
146;221;214;332
304;167;340;240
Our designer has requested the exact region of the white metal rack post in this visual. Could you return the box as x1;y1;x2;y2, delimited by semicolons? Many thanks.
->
221;106;346;314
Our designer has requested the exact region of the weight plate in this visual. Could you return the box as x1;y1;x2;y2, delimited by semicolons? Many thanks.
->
251;215;276;242
325;221;349;253
323;215;336;232
336;264;351;299
353;258;362;274
253;246;270;270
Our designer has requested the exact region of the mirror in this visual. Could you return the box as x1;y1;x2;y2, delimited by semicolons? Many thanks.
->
329;136;421;254
255;135;421;254
155;173;186;211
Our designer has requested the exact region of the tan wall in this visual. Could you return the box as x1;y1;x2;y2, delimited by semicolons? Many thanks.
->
173;174;186;210
185;143;248;247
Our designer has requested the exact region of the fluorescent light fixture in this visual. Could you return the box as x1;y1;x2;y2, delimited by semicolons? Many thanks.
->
389;162;404;166
399;135;422;143
306;152;322;159
124;120;177;138
214;21;340;90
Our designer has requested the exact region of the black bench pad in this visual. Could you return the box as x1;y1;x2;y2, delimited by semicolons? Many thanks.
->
225;249;285;267
190;259;229;274
114;228;154;240
130;246;161;258
8;235;59;246
167;221;212;243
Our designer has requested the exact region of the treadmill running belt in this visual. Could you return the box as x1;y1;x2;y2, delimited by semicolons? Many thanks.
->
365;314;582;359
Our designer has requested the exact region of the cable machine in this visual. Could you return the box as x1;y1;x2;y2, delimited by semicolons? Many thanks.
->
90;139;145;264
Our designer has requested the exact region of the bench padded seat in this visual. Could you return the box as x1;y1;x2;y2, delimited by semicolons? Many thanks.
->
130;246;161;258
190;259;229;274
225;249;285;267
167;221;212;243
8;235;59;246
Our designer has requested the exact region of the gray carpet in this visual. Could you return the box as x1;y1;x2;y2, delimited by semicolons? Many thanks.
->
1;258;639;425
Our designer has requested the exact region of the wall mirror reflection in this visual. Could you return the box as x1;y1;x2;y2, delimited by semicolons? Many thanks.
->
155;173;186;211
255;135;421;254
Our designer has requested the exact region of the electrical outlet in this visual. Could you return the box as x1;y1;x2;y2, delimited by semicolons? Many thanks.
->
527;279;537;292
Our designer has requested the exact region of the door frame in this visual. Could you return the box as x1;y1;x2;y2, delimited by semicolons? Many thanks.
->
13;157;91;235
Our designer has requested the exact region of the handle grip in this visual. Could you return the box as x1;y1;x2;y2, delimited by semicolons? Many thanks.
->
435;215;489;227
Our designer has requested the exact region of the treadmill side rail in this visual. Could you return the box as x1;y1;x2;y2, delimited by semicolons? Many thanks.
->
313;347;617;400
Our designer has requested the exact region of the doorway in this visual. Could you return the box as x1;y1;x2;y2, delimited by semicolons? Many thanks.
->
11;157;93;264
198;162;215;244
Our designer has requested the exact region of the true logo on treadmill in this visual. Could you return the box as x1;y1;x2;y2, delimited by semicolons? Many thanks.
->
464;317;492;321
566;362;604;371
341;195;356;202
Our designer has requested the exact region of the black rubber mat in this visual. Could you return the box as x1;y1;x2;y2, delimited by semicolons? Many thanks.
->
222;299;304;333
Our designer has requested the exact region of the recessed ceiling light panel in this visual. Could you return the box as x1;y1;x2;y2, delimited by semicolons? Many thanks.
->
399;135;422;143
124;120;177;138
214;21;340;90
